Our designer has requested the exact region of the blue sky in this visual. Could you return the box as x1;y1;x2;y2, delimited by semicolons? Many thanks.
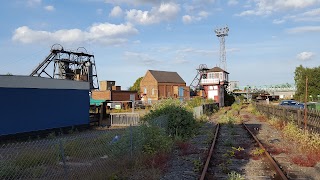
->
0;0;319;89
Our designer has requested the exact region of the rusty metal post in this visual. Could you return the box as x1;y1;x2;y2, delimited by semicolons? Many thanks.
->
304;77;308;132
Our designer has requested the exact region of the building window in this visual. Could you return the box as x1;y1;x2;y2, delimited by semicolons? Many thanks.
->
152;88;155;95
144;87;147;94
214;72;219;78
219;72;223;80
208;73;214;79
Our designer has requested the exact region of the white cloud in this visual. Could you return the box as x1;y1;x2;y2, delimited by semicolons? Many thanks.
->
296;52;315;61
109;6;123;17
12;23;138;46
236;0;320;16
123;51;159;65
286;26;320;33
176;48;216;56
44;5;55;11
182;15;193;24
126;2;180;25
198;11;209;18
276;8;320;23
171;58;190;64
272;19;285;24
182;10;209;24
228;0;238;6
104;0;171;6
27;0;41;7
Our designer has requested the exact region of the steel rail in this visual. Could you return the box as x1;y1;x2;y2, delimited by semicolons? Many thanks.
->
200;123;220;180
243;123;288;180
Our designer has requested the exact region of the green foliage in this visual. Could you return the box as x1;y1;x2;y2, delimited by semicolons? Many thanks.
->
140;125;173;154
294;65;320;101
231;102;242;115
128;77;143;92
142;99;197;139
228;171;245;180
185;97;203;109
192;158;202;172
251;148;265;156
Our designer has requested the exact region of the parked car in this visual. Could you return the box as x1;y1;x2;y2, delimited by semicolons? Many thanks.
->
279;100;304;109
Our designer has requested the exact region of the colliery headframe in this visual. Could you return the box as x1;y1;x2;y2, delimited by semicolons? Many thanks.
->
30;44;99;90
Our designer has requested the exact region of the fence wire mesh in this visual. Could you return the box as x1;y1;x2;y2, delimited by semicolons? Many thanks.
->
0;123;169;180
0;105;209;179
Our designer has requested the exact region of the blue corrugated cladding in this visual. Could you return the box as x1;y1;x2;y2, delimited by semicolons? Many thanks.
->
0;87;89;136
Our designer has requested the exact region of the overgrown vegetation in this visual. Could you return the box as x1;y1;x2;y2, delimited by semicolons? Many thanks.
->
250;104;320;167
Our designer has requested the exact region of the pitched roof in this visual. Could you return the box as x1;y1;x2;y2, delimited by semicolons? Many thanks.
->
148;70;186;84
207;66;229;74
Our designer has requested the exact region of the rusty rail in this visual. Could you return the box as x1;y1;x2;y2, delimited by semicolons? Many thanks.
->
200;123;288;180
243;123;288;180
200;124;219;180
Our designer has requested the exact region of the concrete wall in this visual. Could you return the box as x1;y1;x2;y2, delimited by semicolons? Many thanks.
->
0;76;89;136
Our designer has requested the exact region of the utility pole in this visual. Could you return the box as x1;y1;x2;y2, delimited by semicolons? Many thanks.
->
304;76;308;132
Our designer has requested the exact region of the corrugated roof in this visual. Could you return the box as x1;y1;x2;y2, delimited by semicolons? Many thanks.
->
148;70;186;84
207;66;229;74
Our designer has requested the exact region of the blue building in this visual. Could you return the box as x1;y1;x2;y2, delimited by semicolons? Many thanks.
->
0;75;89;136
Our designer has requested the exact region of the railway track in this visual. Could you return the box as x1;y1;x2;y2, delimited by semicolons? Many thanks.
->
200;123;288;180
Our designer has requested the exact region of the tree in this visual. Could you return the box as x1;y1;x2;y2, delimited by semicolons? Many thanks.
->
294;65;320;101
128;77;143;92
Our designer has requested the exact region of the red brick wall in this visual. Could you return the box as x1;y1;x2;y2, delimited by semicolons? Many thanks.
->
92;91;111;100
111;91;139;101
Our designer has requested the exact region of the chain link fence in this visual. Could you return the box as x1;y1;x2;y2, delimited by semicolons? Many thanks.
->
0;104;215;179
0;117;169;180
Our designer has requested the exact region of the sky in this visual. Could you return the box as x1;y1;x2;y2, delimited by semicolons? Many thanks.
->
0;0;319;90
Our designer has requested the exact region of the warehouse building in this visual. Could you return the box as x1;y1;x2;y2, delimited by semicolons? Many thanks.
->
0;75;90;136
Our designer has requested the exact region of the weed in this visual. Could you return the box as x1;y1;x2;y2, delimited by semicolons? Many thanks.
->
193;158;202;172
251;147;265;156
223;147;244;158
228;171;245;180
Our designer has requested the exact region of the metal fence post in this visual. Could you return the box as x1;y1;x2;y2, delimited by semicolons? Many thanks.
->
130;125;133;158
59;139;68;179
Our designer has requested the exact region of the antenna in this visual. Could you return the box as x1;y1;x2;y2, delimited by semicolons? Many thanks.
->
214;25;229;71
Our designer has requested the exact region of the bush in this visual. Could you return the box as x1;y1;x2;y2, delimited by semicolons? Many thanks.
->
142;99;197;139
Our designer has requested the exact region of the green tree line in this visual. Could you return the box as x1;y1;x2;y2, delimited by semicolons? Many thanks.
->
294;65;320;101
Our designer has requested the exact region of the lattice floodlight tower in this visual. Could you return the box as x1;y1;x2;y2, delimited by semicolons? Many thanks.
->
214;26;229;71
190;64;209;93
30;44;99;90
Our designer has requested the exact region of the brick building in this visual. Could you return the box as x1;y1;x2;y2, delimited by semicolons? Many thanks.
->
200;67;229;107
91;81;139;101
140;70;190;104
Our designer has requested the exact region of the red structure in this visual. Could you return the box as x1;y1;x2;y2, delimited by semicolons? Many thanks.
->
200;67;229;107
